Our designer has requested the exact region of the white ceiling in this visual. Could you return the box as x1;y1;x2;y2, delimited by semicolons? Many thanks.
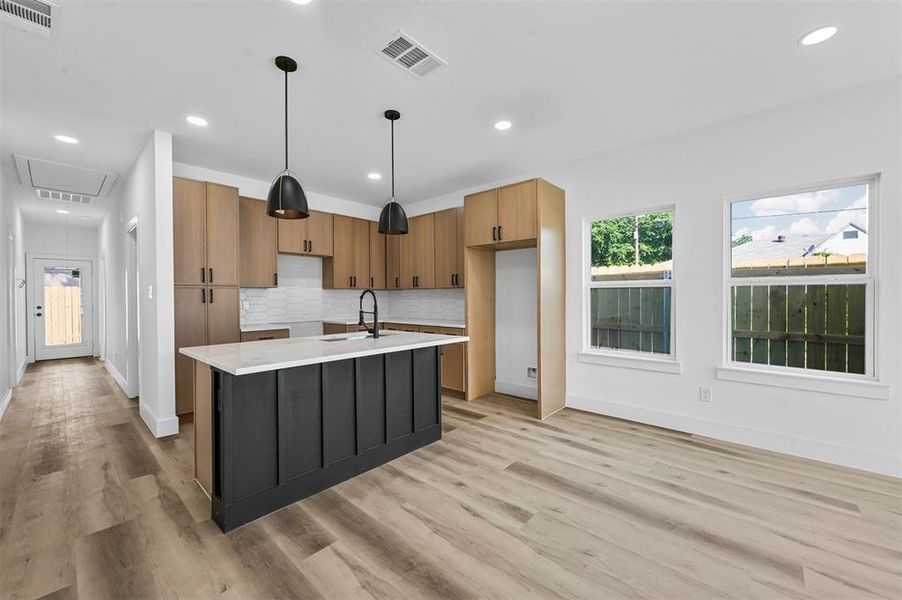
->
2;0;899;224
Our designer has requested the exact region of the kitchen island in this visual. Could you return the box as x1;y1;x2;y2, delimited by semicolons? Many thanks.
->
181;330;468;532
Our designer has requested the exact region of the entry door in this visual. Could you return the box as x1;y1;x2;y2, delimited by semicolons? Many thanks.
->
32;258;94;361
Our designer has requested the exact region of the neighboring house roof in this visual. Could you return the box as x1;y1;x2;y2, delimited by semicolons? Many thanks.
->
732;234;829;260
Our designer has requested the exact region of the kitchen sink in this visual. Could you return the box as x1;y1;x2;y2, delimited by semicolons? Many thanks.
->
320;331;396;342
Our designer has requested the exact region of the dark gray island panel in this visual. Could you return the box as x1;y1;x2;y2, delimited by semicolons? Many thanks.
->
211;346;442;532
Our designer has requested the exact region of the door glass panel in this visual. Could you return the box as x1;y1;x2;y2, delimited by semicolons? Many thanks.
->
43;266;83;346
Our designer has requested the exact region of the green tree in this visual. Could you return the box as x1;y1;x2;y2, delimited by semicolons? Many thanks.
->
731;233;752;248
591;211;672;267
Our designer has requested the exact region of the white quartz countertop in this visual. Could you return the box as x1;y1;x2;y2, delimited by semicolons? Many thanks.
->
240;323;293;333
180;331;469;376
322;316;466;329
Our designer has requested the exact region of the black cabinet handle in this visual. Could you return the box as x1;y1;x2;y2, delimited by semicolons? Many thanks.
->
492;226;497;241
259;336;274;340
201;288;206;303
209;268;213;283
370;276;374;288
349;275;353;287
498;225;503;240
309;240;313;253
395;276;399;288
201;267;205;283
274;273;278;286
209;288;214;303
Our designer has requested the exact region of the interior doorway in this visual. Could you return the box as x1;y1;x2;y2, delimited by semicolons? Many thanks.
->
29;256;94;361
126;220;140;399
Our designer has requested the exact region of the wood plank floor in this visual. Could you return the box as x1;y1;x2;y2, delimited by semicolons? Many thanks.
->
1;358;900;599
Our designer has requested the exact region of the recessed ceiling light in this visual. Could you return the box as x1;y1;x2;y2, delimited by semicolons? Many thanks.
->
290;0;313;4
56;209;69;214
494;120;512;131
800;26;838;46
367;172;382;180
54;134;79;144
186;115;208;127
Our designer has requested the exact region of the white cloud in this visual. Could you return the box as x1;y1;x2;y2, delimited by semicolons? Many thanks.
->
749;189;840;217
826;194;868;233
750;225;778;241
788;217;821;236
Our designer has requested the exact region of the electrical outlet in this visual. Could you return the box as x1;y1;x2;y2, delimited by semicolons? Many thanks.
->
527;367;538;379
699;386;712;403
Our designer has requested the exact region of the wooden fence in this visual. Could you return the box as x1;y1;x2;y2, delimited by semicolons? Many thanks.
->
732;253;866;277
590;287;671;354
44;286;82;346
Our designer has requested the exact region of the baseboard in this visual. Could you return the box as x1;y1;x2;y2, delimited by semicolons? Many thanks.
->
495;379;538;401
103;359;128;394
139;402;180;438
567;393;901;479
0;388;11;422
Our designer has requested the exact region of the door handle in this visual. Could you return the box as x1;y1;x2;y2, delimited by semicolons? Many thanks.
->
201;288;206;303
35;312;42;317
492;226;497;241
209;268;213;283
201;267;205;283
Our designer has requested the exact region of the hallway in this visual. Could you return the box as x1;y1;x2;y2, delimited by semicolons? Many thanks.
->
2;359;901;600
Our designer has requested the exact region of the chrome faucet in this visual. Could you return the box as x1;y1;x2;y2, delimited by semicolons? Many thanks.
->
358;289;380;338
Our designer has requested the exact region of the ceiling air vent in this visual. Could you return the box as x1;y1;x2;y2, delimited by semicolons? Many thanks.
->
376;31;446;79
0;0;58;38
35;188;94;205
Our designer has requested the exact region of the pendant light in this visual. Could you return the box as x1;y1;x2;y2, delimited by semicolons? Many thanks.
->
378;109;408;235
266;55;309;219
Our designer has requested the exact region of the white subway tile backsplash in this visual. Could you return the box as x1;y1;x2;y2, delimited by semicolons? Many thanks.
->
240;254;465;327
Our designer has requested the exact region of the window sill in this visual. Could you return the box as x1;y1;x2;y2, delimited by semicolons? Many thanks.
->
578;351;682;374
715;365;891;400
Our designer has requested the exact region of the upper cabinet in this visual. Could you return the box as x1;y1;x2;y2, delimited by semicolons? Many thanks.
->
434;207;465;288
369;221;386;289
323;215;370;289
239;197;278;288
399;213;435;289
173;178;239;286
278;210;334;257
464;179;539;247
386;235;401;290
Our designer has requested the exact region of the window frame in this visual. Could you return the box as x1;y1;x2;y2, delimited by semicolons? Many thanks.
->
721;174;880;382
581;204;678;365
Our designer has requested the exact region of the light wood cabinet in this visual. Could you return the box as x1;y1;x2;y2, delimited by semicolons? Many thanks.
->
173;178;239;285
206;287;240;345
239;197;278;288
240;328;289;342
323;215;370;289
278;210;334;257
205;183;240;285
369;221;386;289
434;207;465;288
386;235;401;290
399;214;435;289
464;180;538;247
174;287;207;415
440;327;467;393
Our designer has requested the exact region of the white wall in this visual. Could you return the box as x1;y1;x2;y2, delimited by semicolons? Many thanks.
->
0;174;13;417
495;249;538;400
99;130;177;437
23;222;97;257
406;78;902;477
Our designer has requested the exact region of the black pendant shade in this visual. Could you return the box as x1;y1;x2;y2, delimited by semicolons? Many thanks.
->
267;55;309;219
378;109;409;235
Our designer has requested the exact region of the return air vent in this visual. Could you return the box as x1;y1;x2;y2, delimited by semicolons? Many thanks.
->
35;188;94;205
0;0;58;38
376;31;446;78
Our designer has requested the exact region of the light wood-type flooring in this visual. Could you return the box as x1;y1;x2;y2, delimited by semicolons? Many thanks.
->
1;358;900;599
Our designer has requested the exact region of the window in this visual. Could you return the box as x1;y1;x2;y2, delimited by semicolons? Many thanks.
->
585;207;674;357
728;177;876;377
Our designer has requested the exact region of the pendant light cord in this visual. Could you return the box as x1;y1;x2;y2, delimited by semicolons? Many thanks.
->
284;69;289;171
390;118;395;201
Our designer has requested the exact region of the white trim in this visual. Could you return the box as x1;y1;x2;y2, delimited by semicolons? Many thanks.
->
578;351;683;374
494;379;538;401
139;402;179;438
722;175;880;380
715;365;890;401
566;393;901;478
15;360;26;385
0;388;11;422
104;359;129;394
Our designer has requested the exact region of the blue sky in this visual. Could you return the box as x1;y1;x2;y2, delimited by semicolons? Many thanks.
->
731;183;868;242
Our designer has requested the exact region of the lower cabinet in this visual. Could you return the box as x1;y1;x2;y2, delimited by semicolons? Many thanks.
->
388;323;467;393
240;328;289;342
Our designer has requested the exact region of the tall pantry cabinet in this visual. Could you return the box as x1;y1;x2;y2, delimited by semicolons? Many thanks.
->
173;177;240;417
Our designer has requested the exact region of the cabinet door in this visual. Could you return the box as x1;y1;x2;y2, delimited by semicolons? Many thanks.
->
239;197;278;288
441;341;466;392
398;219;416;289
351;218;370;288
498;180;537;243
174;286;207;415
327;215;355;288
205;183;240;286
413;214;435;289
455;207;466;287
368;221;386;289
277;219;305;254
306;210;334;257
464;188;498;247
173;177;206;285
386;235;401;290
206;287;240;345
433;209;457;289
